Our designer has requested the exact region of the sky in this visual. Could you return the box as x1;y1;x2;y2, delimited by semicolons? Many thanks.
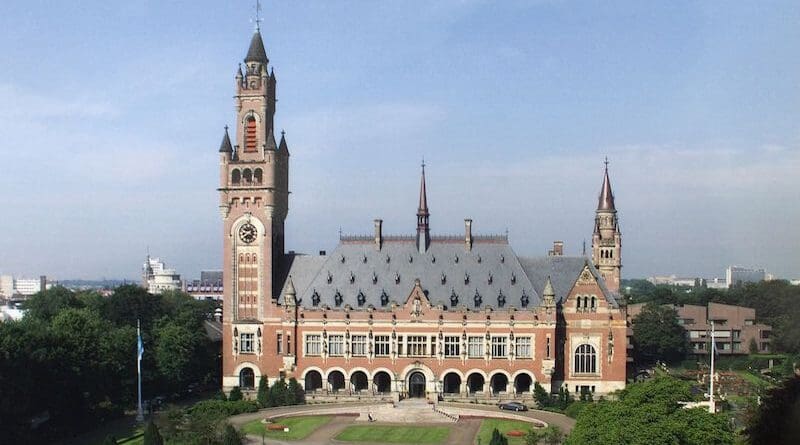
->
0;0;798;281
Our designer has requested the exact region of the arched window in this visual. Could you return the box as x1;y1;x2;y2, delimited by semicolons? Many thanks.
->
254;168;263;184
231;169;241;185
591;296;596;311
243;169;252;184
239;367;255;389
244;116;257;152
574;344;597;374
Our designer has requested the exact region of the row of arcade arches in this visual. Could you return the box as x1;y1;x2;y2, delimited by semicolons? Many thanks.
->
300;368;535;396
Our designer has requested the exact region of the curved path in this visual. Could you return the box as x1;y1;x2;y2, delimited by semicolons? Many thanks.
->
229;401;574;444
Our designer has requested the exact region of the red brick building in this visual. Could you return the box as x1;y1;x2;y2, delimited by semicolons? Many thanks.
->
218;30;628;400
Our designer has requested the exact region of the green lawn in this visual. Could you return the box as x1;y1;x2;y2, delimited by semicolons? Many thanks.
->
241;415;332;440
475;418;537;445
335;425;451;444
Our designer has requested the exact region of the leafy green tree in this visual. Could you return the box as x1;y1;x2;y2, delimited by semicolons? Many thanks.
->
525;428;544;445
566;376;733;445
22;286;81;320
143;421;164;445
257;375;269;407
745;374;800;445
154;321;205;390
228;386;243;402
221;423;243;445
631;303;689;365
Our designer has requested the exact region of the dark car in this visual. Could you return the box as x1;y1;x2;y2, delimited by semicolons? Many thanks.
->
498;401;528;411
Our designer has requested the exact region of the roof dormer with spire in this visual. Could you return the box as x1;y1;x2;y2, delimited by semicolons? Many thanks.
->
416;161;430;253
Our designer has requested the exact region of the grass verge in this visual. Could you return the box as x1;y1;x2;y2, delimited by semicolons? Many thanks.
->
241;415;332;440
475;418;537;445
335;425;451;444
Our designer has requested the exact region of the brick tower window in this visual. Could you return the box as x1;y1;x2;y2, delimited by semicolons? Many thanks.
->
244;116;257;152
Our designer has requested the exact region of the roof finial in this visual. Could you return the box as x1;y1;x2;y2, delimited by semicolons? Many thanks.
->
604;156;609;170
252;0;263;32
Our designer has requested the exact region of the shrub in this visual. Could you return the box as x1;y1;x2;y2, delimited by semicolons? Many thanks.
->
489;427;509;445
257;376;269;407
533;382;552;408
143;421;164;445
564;401;589;419
228;386;243;401
187;399;259;418
221;423;243;445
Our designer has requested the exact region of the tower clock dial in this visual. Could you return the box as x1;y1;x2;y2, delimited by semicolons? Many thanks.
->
238;223;258;244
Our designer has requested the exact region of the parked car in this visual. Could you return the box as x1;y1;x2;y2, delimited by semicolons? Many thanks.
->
498;401;528;411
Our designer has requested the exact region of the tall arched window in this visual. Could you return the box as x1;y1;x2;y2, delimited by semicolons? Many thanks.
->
243;169;252;184
254;168;263;184
244;116;257;152
239;367;255;389
574;344;597;374
231;169;241;185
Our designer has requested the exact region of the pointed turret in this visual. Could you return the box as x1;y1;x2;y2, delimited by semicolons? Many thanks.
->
218;126;233;153
542;276;556;309
278;130;289;154
597;159;616;211
245;30;269;65
591;158;622;293
265;127;278;151
416;161;430;253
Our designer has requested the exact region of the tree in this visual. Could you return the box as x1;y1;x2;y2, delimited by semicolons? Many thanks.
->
566;376;733;445
221;423;243;445
631;303;689;365
749;337;759;354
257;375;269;407
228;386;243;402
489;427;508;445
143;421;164;445
154;321;205;390
525;428;544;445
533;382;551;408
22;286;81;321
288;378;304;405
745;374;800;445
541;425;564;445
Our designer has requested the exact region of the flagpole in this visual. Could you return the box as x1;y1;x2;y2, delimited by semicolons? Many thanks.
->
136;318;144;422
709;320;715;414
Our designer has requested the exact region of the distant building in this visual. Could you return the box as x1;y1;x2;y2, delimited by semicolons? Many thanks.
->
0;275;50;297
0;275;13;298
142;256;181;295
647;275;701;287
0;299;26;322
628;302;772;355
184;270;223;301
726;266;765;288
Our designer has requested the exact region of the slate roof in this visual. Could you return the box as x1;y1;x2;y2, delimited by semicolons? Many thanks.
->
245;31;269;64
276;238;618;311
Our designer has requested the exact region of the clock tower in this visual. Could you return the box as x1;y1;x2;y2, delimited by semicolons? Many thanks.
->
218;28;290;391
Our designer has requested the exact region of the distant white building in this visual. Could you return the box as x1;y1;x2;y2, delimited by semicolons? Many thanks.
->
0;300;25;322
0;275;49;298
726;266;766;288
142;256;181;295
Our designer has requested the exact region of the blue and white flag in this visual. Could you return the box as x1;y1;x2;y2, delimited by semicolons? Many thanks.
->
137;325;144;361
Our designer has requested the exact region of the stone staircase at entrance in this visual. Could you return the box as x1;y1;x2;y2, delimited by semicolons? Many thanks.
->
356;400;459;423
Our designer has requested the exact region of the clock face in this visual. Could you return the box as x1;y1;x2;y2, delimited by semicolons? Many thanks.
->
238;223;257;244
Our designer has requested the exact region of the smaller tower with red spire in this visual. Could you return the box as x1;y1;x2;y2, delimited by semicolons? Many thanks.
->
591;158;622;293
416;161;430;253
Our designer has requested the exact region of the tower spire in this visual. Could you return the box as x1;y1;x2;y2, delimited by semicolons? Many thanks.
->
597;157;616;211
416;160;430;253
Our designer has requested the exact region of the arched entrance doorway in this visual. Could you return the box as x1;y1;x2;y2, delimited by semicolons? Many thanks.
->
304;370;322;392
442;372;461;395
373;371;392;393
408;371;426;398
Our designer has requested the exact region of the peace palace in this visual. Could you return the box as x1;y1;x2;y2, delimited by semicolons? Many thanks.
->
218;29;627;402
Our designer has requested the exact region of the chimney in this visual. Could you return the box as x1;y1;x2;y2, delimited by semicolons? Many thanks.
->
465;219;473;251
549;241;564;256
374;219;383;250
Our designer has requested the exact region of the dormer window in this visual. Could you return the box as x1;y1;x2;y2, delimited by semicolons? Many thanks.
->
450;289;458;306
312;290;320;307
349;272;355;284
372;272;378;285
244;116;257;152
488;274;493;285
441;273;446;285
511;273;516;285
380;290;389;307
395;272;400;284
464;273;470;285
357;291;366;307
497;290;506;308
362;254;368;263
520;290;529;308
334;290;343;307
327;272;333;284
474;289;482;308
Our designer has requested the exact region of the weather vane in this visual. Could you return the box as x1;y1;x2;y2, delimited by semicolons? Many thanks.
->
252;0;263;31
